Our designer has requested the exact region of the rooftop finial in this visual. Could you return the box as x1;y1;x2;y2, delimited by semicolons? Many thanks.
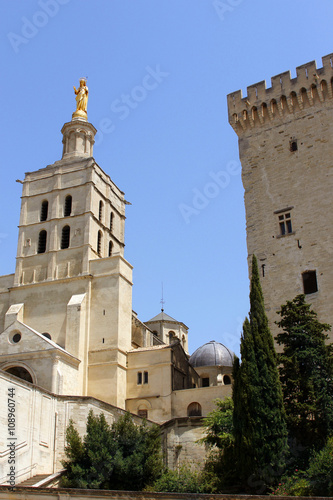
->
160;282;165;313
73;77;89;121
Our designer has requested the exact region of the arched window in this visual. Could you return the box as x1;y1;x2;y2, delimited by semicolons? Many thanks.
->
169;331;175;344
110;212;114;232
223;375;231;385
61;225;70;249
97;230;103;256
99;201;104;222
187;402;202;417
40;200;48;221
5;366;33;383
108;241;113;256
64;195;72;217
38;230;47;253
43;333;52;340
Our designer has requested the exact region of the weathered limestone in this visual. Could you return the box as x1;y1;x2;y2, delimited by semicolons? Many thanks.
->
227;53;333;343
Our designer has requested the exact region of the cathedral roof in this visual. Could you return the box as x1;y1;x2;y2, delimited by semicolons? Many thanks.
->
189;340;235;368
146;311;179;323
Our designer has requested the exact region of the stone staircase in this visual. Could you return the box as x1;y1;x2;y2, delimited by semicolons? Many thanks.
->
17;474;53;487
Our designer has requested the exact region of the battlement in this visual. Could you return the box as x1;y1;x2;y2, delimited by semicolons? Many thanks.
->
227;53;333;135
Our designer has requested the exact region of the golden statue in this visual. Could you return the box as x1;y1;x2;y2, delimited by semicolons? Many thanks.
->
73;78;88;119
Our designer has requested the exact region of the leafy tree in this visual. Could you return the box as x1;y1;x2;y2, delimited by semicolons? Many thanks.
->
232;255;288;488
276;294;333;451
61;410;163;490
149;463;205;494
305;437;333;496
201;397;234;449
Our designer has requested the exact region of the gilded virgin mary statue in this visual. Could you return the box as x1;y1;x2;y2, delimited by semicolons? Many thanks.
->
73;78;88;119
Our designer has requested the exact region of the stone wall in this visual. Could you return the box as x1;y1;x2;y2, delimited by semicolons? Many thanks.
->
0;370;142;486
160;417;206;470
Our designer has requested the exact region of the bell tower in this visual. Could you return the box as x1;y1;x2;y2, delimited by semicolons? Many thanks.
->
1;80;133;408
14;87;126;287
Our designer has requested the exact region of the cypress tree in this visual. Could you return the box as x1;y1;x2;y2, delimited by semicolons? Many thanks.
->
233;255;288;487
276;294;333;452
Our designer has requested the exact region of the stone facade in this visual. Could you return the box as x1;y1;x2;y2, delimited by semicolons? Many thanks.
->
227;53;333;343
0;99;234;484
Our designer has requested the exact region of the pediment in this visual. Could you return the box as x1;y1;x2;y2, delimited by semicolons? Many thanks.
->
0;320;75;360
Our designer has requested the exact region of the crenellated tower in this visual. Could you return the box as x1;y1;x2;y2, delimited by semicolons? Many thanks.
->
227;54;333;344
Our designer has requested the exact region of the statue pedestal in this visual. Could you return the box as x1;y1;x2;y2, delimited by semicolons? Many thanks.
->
72;109;88;121
61;118;97;159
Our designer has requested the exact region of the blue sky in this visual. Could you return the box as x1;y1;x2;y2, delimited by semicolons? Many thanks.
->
1;0;333;356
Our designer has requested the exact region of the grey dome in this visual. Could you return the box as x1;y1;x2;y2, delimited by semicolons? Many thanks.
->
189;340;234;368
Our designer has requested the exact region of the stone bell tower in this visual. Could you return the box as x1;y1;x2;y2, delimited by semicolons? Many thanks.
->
0;80;133;408
14;85;126;286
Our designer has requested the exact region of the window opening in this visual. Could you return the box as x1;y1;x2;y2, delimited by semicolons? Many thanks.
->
302;271;318;294
137;372;142;384
42;333;51;340
99;201;104;222
187;402;202;417
5;366;33;383
97;231;102;256
38;230;47;253
110;212;114;231
64;195;72;217
12;333;21;343
144;371;148;384
40;200;48;221
290;139;298;152
223;375;231;385
61;225;70;249
202;377;209;387
278;212;292;235
138;409;148;418
108;241;113;257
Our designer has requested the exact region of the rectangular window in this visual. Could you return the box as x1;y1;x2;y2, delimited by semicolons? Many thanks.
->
302;271;318;294
202;377;209;387
137;372;142;384
278;212;293;236
143;371;148;384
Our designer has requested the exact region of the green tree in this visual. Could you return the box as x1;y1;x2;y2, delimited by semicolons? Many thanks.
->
201;397;234;449
276;294;333;451
233;255;288;488
200;397;236;491
61;411;163;490
150;463;206;494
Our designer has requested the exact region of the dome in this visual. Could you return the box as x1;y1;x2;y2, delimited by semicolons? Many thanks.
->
189;340;235;368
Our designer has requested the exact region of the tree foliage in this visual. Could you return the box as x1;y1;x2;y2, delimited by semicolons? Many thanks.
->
201;397;234;449
61;411;163;490
232;255;288;487
149;463;206;494
276;294;333;451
